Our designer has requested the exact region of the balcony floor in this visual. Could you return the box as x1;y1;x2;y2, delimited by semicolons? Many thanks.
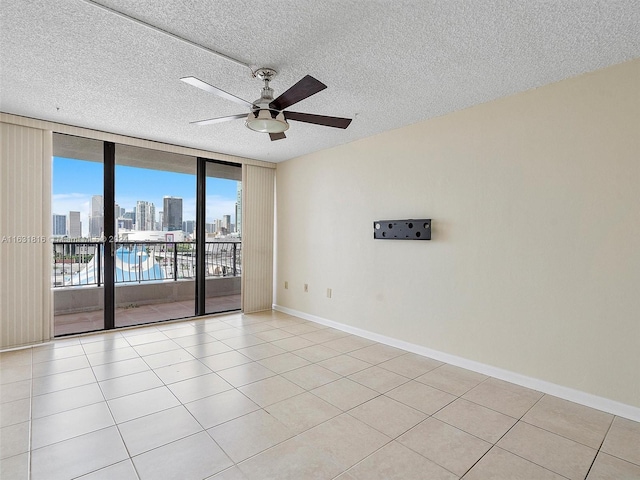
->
54;295;240;336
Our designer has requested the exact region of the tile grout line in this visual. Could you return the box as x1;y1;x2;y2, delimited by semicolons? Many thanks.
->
460;392;593;480
457;390;541;479
582;414;616;479
85;334;146;479
384;415;461;478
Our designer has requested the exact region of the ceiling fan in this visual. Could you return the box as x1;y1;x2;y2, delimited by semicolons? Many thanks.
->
180;68;352;141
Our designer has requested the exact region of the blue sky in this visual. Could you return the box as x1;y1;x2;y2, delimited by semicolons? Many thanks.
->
52;157;239;235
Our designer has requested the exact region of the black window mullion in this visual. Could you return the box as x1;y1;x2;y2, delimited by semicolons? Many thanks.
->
195;157;206;316
103;141;115;329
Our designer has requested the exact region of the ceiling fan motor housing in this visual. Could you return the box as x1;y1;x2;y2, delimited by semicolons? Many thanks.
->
251;85;275;112
246;68;289;133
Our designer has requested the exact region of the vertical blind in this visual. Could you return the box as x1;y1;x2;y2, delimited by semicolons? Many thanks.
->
0;123;52;348
241;165;275;313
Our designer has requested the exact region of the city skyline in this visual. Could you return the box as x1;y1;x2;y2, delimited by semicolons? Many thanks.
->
52;157;239;237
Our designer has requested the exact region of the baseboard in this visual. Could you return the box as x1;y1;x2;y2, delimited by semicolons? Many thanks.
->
273;304;640;422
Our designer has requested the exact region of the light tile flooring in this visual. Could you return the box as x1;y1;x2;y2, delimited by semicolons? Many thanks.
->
1;310;639;480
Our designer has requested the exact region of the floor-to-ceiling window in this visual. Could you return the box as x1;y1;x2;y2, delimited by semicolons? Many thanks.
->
114;144;198;327
204;160;242;314
52;134;105;336
51;134;243;335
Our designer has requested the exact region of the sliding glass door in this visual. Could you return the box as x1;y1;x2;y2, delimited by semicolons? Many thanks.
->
52;134;105;336
114;144;197;327
51;134;243;335
203;160;242;314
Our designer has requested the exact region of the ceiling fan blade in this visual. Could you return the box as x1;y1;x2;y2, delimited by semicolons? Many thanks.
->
270;75;327;111
181;76;254;109
269;132;286;141
284;111;352;129
191;113;247;125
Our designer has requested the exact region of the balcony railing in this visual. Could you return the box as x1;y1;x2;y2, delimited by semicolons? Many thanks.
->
52;241;241;287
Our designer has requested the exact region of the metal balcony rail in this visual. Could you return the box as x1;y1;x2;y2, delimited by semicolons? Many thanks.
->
52;241;241;287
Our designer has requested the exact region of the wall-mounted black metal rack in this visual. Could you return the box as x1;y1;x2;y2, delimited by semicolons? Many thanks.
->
373;219;431;240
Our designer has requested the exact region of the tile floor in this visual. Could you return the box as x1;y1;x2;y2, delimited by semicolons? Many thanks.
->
1;310;639;480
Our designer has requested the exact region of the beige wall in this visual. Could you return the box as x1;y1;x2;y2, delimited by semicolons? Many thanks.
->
275;59;640;408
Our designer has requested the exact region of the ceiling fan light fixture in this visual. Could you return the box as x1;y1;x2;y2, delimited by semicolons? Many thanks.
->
245;109;289;133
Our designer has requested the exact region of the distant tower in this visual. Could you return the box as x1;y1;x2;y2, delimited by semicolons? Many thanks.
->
114;203;125;218
136;201;155;231
182;220;195;235
52;214;67;236
114;203;123;237
163;196;183;231
89;195;104;238
68;211;81;238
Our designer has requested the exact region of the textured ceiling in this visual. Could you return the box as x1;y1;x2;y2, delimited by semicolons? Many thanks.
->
1;1;639;163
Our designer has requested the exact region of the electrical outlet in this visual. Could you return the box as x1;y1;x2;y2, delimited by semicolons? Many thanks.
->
284;281;288;289
304;283;308;293
327;288;332;298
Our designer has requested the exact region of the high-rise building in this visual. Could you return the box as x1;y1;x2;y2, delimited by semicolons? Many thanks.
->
135;201;155;231
222;215;231;234
117;218;133;230
114;203;125;218
89;195;104;238
163;196;183;231
234;203;238;233
113;203;124;237
91;195;103;215
52;214;66;236
236;182;242;235
89;217;104;238
182;220;195;235
68;211;81;238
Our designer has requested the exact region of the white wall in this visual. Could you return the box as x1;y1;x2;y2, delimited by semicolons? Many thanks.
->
275;59;640;409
